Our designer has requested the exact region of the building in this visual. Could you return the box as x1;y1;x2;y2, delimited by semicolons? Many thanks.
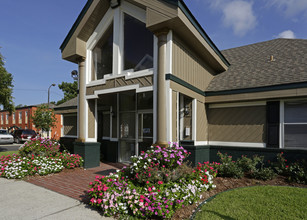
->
0;104;62;140
60;0;307;167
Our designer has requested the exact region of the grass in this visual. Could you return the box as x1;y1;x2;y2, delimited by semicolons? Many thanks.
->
194;186;307;220
0;151;19;157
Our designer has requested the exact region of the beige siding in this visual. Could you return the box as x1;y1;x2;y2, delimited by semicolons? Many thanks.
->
196;101;208;141
63;114;77;136
172;36;214;91
88;100;96;139
172;90;177;141
208;106;266;143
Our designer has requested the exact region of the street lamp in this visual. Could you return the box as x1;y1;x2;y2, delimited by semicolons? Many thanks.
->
48;84;56;108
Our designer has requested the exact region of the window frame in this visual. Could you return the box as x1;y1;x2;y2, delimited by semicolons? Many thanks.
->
280;99;307;149
86;1;153;85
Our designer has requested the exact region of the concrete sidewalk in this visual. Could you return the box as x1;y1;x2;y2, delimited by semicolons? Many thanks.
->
0;178;112;220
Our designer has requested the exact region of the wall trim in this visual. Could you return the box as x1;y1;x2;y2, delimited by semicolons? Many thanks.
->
209;141;266;148
194;141;209;146
166;74;204;96
62;135;78;138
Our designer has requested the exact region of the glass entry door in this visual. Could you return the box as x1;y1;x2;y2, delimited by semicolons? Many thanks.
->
138;112;153;154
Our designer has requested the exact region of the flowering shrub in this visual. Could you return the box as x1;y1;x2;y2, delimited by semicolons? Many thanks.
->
56;152;84;169
0;152;83;179
213;152;244;178
88;143;216;219
19;137;60;157
0;154;64;179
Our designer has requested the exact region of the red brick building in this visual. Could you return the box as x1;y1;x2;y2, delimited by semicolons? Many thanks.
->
0;105;62;140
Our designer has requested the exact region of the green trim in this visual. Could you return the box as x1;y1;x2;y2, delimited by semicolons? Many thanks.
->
60;0;94;52
165;74;205;96
205;82;307;96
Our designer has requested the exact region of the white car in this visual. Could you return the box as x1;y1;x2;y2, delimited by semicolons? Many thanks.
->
0;129;14;144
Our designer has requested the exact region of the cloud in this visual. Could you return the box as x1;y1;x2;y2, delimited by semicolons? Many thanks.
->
209;0;257;36
267;0;307;17
277;30;296;39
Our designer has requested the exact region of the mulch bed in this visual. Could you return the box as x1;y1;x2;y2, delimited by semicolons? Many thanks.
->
25;165;306;220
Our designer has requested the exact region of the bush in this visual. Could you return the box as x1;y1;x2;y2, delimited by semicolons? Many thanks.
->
88;143;216;219
19;137;60;157
273;152;307;184
213;152;244;178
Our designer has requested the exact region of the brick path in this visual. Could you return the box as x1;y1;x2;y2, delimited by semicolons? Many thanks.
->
25;162;125;203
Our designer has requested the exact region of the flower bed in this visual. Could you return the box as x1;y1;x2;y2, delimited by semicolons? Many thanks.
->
88;143;216;219
0;138;83;179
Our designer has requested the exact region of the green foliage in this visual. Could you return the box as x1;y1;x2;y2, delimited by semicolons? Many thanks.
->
0;49;14;113
195;186;307;220
274;152;307;184
214;152;276;180
32;104;57;132
56;81;78;105
214;152;244;178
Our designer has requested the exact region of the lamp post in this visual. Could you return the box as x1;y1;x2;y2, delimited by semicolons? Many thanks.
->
48;84;56;108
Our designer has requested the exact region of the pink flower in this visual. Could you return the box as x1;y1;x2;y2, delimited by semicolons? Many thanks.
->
158;181;163;185
148;187;152;192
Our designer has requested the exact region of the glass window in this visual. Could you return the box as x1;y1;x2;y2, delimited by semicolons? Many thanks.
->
284;101;307;149
1;114;3;124
6;114;9;124
137;92;153;110
119;91;136;111
92;24;113;80
124;13;153;71
25;111;28;123
102;112;111;138
19;112;22;123
12;113;15;124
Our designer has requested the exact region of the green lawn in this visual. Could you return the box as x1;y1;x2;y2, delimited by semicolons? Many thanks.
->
0;151;19;157
194;186;307;220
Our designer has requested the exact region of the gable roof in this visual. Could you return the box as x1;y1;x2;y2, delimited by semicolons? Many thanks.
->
54;97;78;110
206;38;307;93
59;0;229;68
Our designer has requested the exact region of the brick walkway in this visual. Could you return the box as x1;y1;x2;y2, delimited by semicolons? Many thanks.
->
25;162;125;203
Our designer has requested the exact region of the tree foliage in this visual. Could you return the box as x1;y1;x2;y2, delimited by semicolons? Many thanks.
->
32;104;57;132
56;81;78;105
0;49;14;113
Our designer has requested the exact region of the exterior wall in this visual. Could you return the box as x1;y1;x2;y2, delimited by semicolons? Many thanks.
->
51;114;62;140
196;101;208;142
208;106;266;143
172;35;215;91
88;99;96;139
62;114;78;136
0;107;37;132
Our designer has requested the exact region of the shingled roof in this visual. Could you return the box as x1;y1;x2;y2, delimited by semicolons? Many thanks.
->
206;39;307;92
54;97;77;109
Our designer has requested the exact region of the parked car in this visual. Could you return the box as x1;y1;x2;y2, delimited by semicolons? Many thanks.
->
12;129;37;144
0;129;14;144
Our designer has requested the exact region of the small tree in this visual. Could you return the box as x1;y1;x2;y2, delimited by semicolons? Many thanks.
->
56;81;78;105
0;49;14;113
32;105;57;136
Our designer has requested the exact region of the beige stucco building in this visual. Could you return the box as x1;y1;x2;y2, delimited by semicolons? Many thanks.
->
60;0;307;167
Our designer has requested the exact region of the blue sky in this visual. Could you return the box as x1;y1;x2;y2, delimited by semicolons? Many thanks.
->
0;0;306;107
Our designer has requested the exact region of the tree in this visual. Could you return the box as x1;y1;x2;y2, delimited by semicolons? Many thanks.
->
56;81;78;105
32;104;57;134
0;49;14;113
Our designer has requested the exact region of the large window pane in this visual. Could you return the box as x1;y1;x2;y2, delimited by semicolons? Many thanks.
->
285;101;307;123
119;91;136;111
124;13;153;71
92;24;113;80
284;124;307;149
137;92;153;110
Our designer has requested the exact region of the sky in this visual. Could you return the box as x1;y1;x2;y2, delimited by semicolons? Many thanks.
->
0;0;306;107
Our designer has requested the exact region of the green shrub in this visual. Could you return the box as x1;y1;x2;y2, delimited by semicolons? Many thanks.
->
214;152;244;178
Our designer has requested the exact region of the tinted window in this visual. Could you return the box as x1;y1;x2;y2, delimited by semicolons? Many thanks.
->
124;13;153;71
92;24;113;80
